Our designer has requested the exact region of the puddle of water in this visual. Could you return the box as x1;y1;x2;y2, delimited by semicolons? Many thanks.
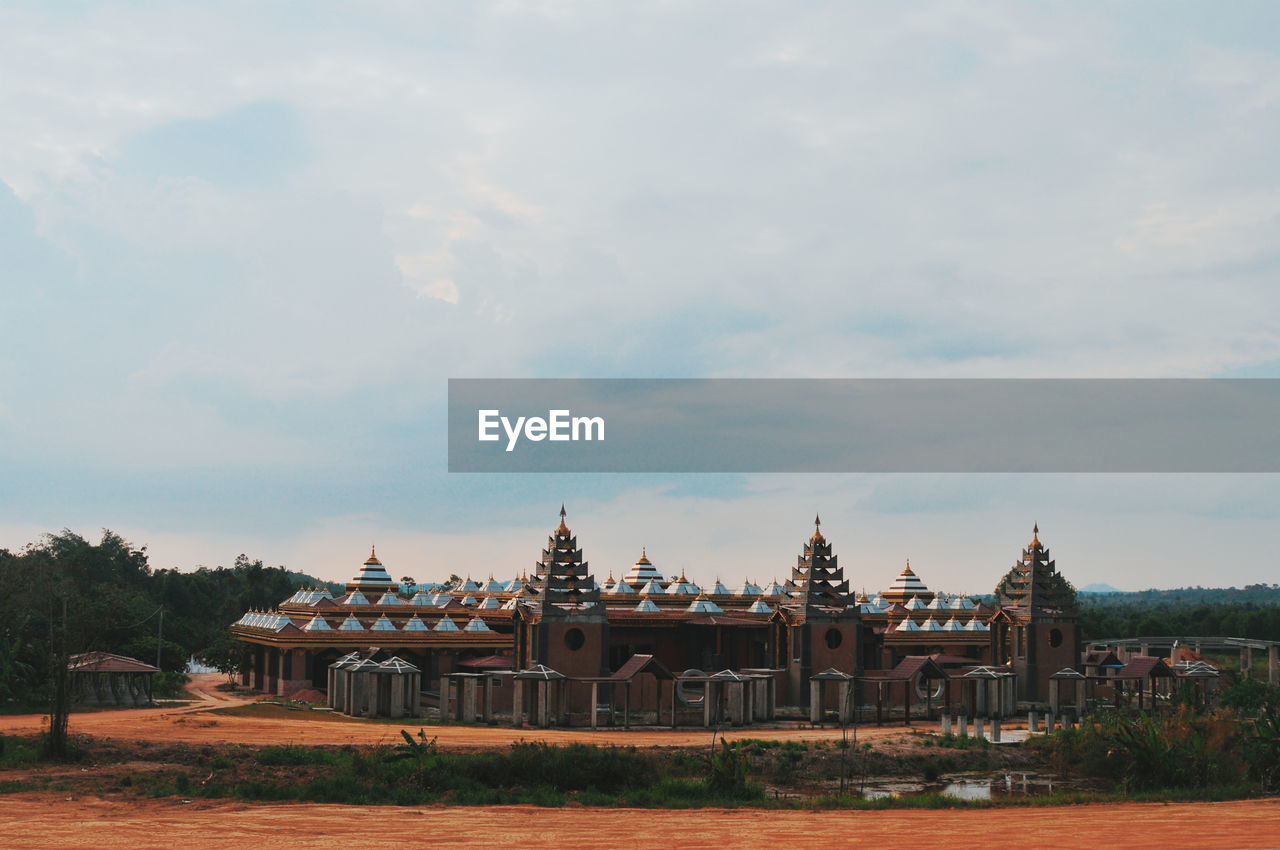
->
859;773;1062;801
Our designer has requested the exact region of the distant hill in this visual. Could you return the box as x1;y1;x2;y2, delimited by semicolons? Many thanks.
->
1079;583;1123;594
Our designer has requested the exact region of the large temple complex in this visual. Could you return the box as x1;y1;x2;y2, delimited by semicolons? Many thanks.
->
230;509;1099;724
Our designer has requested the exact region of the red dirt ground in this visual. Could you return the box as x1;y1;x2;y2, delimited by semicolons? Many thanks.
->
0;674;924;749
0;794;1277;849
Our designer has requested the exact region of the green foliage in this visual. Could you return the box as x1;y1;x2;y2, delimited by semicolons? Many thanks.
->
0;530;326;707
256;745;343;766
1221;679;1280;714
1031;709;1249;791
708;739;750;796
1079;585;1280;642
153;672;191;700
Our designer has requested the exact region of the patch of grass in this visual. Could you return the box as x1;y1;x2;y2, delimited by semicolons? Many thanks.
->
255;745;343;766
0;737;39;768
0;780;38;794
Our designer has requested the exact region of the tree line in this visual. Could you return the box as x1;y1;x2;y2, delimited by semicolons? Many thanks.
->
0;529;315;709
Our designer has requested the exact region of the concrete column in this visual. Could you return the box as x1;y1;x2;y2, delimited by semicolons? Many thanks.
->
975;680;987;716
838;681;852;724
1269;646;1279;686
538;680;550;728
389;674;405;718
1075;680;1087;716
957;714;968;737
1028;710;1039;733
991;718;1002;743
973;717;985;739
1046;712;1056;732
728;683;745;725
461;678;478;722
1048;679;1060;714
482;677;494;722
809;680;822;724
439;677;451;723
1241;647;1253;678
941;714;952;735
590;682;599;730
511;679;524;727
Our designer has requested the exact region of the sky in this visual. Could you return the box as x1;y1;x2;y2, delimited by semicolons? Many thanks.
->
2;2;1279;595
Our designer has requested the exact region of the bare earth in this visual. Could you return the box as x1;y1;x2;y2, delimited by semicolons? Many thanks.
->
0;794;1277;850
0;674;919;749
3;675;1279;848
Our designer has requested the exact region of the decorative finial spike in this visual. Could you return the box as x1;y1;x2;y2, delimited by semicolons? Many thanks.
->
560;504;566;518
815;513;821;527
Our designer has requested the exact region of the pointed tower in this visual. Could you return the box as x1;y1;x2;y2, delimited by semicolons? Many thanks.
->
994;524;1080;701
526;506;608;690
784;515;852;609
780;516;860;708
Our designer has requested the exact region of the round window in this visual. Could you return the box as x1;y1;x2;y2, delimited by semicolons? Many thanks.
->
564;627;585;651
1048;628;1064;648
824;628;843;650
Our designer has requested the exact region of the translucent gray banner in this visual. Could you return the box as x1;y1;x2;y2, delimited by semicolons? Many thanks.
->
447;379;1280;472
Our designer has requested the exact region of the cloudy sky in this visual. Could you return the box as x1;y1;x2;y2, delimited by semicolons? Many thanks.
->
2;2;1279;594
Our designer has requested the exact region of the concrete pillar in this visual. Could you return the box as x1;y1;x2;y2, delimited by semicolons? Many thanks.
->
838;681;852;724
975;680;987;716
809;679;822;724
439;677;451;723
974;717;985;740
728;683;745;725
1048;679;1060;714
957;715;968;737
703;681;715;728
590;682;599;730
1046;712;1056;732
461;677;478;722
941;714;952;735
1028;710;1038;733
991;718;1001;743
482;676;494;722
1075;680;1087;716
511;679;524;727
1241;647;1253;679
1269;646;1279;687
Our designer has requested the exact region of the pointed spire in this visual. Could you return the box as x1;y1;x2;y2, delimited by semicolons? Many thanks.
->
556;505;570;536
810;513;825;543
1030;522;1040;548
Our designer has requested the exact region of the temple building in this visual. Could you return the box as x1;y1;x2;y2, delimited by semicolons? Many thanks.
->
229;511;1083;720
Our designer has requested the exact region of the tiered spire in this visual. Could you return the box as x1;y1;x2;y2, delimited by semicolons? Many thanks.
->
534;506;600;613
996;524;1077;614
783;515;850;609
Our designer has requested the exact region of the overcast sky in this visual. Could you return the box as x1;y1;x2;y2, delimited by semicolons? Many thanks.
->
2;2;1279;594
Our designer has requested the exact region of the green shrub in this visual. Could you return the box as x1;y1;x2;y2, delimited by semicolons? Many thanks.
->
256;745;341;766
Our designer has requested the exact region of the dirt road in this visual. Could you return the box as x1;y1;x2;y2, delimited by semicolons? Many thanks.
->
0;674;922;749
0;793;1276;849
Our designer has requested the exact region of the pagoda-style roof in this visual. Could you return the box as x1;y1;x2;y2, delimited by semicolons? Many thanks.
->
995;524;1078;616
783;516;852;611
